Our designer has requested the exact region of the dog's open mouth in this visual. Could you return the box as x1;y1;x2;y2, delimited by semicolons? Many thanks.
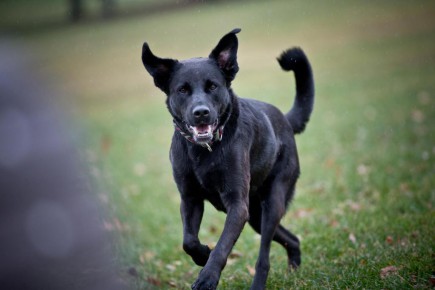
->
187;120;218;143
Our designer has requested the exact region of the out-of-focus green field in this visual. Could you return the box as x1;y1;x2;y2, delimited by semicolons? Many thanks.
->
2;1;434;289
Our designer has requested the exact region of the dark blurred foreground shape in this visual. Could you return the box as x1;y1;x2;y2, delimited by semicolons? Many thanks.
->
0;40;126;290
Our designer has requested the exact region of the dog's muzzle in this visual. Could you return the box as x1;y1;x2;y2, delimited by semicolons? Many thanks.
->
187;119;219;144
173;119;223;152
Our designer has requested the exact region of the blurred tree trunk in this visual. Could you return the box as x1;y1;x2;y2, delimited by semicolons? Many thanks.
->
69;0;117;22
102;0;116;19
69;0;83;22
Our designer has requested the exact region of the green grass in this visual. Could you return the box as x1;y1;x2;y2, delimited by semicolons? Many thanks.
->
4;0;434;289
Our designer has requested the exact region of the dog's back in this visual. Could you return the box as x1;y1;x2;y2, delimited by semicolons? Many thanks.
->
232;48;314;195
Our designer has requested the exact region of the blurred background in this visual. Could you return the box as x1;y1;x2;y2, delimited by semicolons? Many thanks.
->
1;0;434;289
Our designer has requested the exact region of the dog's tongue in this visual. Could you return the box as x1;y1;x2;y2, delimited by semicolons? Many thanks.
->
195;124;211;134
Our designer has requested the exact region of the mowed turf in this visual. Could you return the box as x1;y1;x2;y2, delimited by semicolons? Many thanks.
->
4;0;434;289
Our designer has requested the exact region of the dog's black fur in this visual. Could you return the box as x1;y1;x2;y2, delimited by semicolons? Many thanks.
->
141;28;314;290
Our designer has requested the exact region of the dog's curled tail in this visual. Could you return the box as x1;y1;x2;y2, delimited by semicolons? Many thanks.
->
277;48;314;134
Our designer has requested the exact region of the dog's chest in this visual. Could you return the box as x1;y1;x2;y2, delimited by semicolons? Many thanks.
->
193;158;226;193
188;154;227;208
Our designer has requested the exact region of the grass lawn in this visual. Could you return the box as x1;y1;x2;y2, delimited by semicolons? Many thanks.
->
3;0;434;289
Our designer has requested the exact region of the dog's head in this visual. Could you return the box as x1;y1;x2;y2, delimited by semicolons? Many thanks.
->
141;29;241;144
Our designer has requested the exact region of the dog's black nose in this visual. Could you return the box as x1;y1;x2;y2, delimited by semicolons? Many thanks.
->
193;105;210;119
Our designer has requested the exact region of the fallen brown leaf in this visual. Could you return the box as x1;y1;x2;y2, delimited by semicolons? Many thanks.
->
168;280;177;288
227;250;243;266
411;109;424;123
294;208;313;219
147;276;162;287
349;233;357;244
380;265;399;279
139;251;155;264
386;236;394;245
329;219;339;228
348;201;361;212
229;250;243;259
247;265;256;277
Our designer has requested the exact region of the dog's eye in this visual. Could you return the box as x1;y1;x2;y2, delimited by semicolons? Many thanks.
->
178;86;188;94
208;83;217;91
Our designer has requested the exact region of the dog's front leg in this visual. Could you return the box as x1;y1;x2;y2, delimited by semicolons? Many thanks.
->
192;194;249;290
181;196;212;266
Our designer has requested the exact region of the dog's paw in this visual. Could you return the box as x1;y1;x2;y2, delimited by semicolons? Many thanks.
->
288;252;301;270
288;260;300;271
191;279;218;290
191;244;211;266
191;268;219;290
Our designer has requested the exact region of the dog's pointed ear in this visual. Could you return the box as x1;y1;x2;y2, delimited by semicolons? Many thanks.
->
209;28;241;84
142;42;177;93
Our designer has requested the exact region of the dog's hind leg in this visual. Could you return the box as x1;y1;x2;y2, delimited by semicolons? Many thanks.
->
249;217;301;270
249;195;301;270
249;188;287;290
273;224;301;269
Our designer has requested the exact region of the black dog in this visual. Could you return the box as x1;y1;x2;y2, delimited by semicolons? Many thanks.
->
141;28;314;290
